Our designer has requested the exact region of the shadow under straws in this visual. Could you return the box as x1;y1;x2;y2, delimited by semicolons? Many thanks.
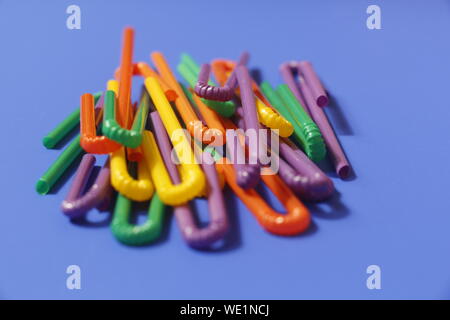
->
306;190;350;220
47;153;84;195
325;93;354;136
196;188;242;253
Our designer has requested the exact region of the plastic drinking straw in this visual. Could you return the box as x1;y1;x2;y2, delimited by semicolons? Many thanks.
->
151;112;228;249
125;101;144;162
220;116;260;189
217;161;311;236
106;79;143;162
36;134;84;195
279;138;334;200
260;81;305;143
298;76;351;178
135;62;177;101
194;52;249;101
151;52;218;144
234;107;333;201
42;92;102;149
80;93;121;154
111;192;166;246
61;154;112;219
279;62;309;115
102;87;149;148
178;54;236;117
117;27;134;129
144;77;206;200
276;84;326;163
181;83;226;146
297;61;329;107
209;59;293;137
236;65;263;166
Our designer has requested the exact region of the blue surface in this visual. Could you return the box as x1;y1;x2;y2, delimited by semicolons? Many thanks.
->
1;0;450;300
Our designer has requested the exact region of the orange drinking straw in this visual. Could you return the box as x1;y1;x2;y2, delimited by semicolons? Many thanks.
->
106;79;143;162
115;63;177;102
135;62;177;102
80;93;121;154
117;27;134;129
212;59;293;137
217;162;311;236
151;51;221;145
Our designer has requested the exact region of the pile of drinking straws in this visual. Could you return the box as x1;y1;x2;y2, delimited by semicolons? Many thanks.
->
36;27;351;249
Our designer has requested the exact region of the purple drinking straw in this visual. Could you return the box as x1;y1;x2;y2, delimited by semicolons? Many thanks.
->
195;52;249;101
279;62;310;116
61;154;112;219
280;62;351;179
235;107;333;201
280;139;334;201
298;76;351;179
150;111;228;249
235;65;262;180
297;61;329;108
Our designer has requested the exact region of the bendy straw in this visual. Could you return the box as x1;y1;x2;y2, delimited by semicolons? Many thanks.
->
151;52;222;145
42;92;102;149
276;84;326;163
79;93;121;154
194;52;249;101
297;61;329;107
36;134;84;195
117;27;134;128
111;192;166;246
181;83;226;146
217;161;310;236
61;154;112;219
210;59;293;137
152;111;228;249
279;62;309;115
280;63;351;178
143;111;205;205
102;88;149;148
178;53;236;117
110;146;154;201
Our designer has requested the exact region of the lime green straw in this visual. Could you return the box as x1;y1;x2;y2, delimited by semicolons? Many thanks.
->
111;193;166;246
42;92;102;149
36;134;85;195
276;84;326;162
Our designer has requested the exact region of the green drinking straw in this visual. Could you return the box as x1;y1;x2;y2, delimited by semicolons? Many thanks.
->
260;81;306;145
276;84;326;162
177;54;235;117
42;91;102;149
36;134;85;195
102;89;149;148
111;193;166;246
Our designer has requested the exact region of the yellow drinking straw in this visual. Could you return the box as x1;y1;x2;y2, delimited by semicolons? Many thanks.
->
143;77;205;205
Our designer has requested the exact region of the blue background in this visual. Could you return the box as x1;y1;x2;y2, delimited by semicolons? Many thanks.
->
1;0;449;299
